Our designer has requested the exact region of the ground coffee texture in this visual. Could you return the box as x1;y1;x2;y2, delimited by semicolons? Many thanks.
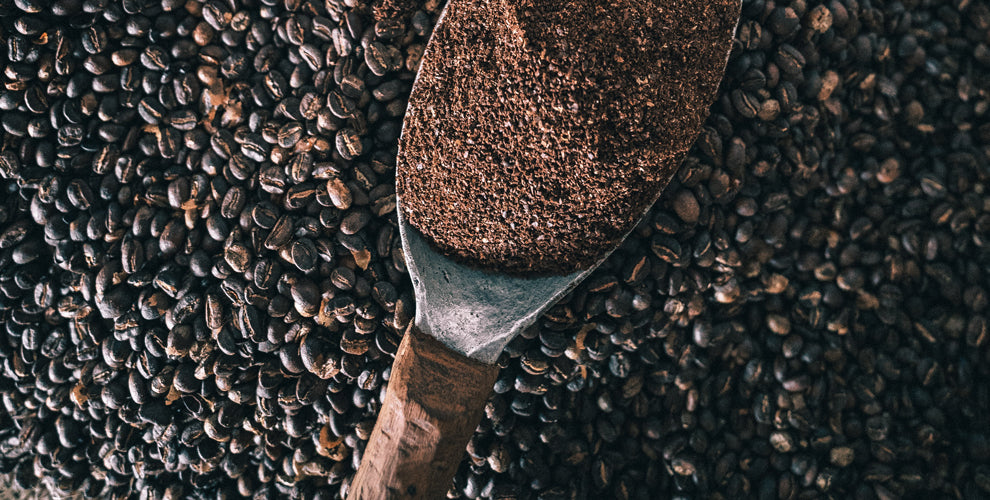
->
397;0;739;274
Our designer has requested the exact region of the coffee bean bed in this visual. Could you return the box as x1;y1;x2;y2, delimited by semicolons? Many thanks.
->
0;0;987;498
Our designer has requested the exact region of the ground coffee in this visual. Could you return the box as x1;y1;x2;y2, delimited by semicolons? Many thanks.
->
397;0;739;274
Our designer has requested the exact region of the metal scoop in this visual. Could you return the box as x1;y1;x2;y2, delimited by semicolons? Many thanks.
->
348;1;740;498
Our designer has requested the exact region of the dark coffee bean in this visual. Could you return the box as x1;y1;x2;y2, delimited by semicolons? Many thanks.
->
325;178;353;210
372;80;404;102
328;91;356;119
290;239;318;272
221;186;247;219
3;113;29;138
374;19;405;40
168;110;197;131
651;235;682;263
264;71;289;100
364;42;401;76
238;133;269;162
251;202;279;229
159;220;186;255
731;89;760;119
202;1;232;30
340;74;365;98
264;215;293;250
278;122;304;148
775;44;806;77
335;128;362;159
290;279;321;317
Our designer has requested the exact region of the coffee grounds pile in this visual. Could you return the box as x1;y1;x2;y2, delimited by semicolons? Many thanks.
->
397;0;739;275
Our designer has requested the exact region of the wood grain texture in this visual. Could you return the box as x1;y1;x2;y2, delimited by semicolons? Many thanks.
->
348;324;500;500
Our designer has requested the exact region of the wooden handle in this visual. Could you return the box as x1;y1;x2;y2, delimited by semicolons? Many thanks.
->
348;324;500;500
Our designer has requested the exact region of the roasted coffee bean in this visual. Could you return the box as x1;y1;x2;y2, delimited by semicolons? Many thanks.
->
325;178;353;210
224;242;251;273
365;42;401;76
327;91;356;119
277;122;304;149
290;239;318;272
168;110;197;131
290;279;321;317
264;215;293;250
221;186;247;219
238;133;268;162
158;220;186;255
339;74;365;98
334;128;363;159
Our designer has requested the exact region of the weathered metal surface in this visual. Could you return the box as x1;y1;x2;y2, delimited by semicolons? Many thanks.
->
398;207;590;364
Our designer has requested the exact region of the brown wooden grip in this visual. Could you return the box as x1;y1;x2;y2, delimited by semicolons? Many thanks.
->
348;324;500;500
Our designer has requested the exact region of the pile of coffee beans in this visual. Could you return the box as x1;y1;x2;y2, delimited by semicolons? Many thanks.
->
0;0;987;499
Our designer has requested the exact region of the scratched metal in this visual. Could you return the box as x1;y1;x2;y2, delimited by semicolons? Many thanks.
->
398;207;590;364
